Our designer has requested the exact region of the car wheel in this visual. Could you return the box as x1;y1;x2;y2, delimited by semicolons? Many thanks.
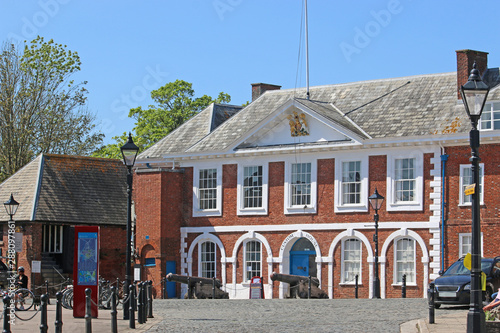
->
434;303;441;309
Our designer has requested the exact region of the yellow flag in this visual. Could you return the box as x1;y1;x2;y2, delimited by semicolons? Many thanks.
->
464;253;472;270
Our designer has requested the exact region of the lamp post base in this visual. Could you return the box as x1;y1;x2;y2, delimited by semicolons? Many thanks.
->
467;309;485;333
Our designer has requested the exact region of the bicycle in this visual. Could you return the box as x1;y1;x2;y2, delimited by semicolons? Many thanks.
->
13;288;35;311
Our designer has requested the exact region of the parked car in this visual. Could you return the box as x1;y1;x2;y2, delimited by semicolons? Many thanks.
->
432;256;500;308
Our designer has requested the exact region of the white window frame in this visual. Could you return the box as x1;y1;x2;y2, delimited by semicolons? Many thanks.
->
199;241;216;278
193;164;222;217
459;232;484;257
237;163;268;215
340;238;362;284
393;237;416;286
480;101;500;131
284;159;317;214
335;155;368;213
243;240;262;282
459;164;484;206
386;152;423;211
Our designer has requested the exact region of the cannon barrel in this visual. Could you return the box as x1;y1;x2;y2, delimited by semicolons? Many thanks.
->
166;273;222;288
270;272;319;287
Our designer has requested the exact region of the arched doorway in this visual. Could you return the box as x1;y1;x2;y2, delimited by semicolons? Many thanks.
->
289;238;317;277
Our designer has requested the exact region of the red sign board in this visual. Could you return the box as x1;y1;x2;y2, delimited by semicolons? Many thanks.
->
249;276;264;299
73;226;99;318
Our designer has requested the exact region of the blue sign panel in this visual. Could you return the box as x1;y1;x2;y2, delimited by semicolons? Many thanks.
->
77;232;98;285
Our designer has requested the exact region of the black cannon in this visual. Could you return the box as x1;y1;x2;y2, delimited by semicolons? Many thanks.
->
166;273;229;299
270;272;328;299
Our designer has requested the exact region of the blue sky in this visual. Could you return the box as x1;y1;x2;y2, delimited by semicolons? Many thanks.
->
2;0;500;144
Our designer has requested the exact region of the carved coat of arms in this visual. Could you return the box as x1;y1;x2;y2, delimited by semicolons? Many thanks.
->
287;111;309;137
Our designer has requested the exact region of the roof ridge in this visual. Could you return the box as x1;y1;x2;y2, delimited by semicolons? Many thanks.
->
265;72;456;94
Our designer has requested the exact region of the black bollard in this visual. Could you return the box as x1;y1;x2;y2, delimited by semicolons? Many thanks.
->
111;286;117;333
137;282;144;325
428;282;435;324
40;294;49;333
129;285;135;329
308;276;312;299
147;280;154;318
212;277;216;299
85;288;92;333
162;277;167;299
55;292;63;333
187;277;192;299
45;280;50;305
402;274;407;298
142;282;148;323
133;282;137;312
3;294;11;333
355;275;359;299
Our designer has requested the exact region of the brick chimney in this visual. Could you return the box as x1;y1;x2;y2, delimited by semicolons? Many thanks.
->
456;49;488;99
251;83;281;102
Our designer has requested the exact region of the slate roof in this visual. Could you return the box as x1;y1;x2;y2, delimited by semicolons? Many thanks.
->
139;103;243;159
0;154;127;225
139;70;500;159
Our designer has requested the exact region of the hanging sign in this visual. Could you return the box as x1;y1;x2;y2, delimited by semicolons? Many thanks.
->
465;184;475;196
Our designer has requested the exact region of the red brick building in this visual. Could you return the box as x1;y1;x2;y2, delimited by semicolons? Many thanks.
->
0;154;127;289
133;49;500;299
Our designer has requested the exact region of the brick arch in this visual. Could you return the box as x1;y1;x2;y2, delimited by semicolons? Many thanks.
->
140;244;157;288
277;230;322;299
328;229;374;299
229;231;273;297
187;232;227;288
380;228;429;298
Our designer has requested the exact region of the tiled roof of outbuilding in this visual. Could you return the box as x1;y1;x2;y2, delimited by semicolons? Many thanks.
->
0;154;127;225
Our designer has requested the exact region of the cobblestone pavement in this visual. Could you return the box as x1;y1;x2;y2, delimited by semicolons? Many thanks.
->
144;299;465;333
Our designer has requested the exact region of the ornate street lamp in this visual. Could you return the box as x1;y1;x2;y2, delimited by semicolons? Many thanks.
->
4;194;19;219
368;188;384;299
121;133;139;320
461;62;490;333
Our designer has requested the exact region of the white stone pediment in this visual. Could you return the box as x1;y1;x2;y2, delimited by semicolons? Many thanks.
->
234;100;363;151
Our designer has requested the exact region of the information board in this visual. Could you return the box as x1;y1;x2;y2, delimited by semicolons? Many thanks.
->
249;276;264;299
73;226;99;318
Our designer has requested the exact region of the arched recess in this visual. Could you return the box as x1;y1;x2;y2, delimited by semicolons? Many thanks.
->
328;229;374;299
187;232;227;288
380;228;429;298
230;231;273;298
278;230;322;299
141;244;156;282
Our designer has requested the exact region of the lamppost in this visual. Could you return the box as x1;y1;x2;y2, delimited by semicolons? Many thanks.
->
4;193;19;219
368;188;384;299
121;133;139;320
4;193;19;283
461;62;490;333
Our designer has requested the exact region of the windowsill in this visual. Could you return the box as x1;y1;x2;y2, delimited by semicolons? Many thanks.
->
285;206;317;215
458;203;485;207
335;204;368;213
387;201;422;212
193;209;222;217
339;282;363;286
391;283;417;287
237;207;268;216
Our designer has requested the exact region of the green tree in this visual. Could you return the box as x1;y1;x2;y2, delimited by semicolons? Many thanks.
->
93;80;230;158
0;37;103;181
